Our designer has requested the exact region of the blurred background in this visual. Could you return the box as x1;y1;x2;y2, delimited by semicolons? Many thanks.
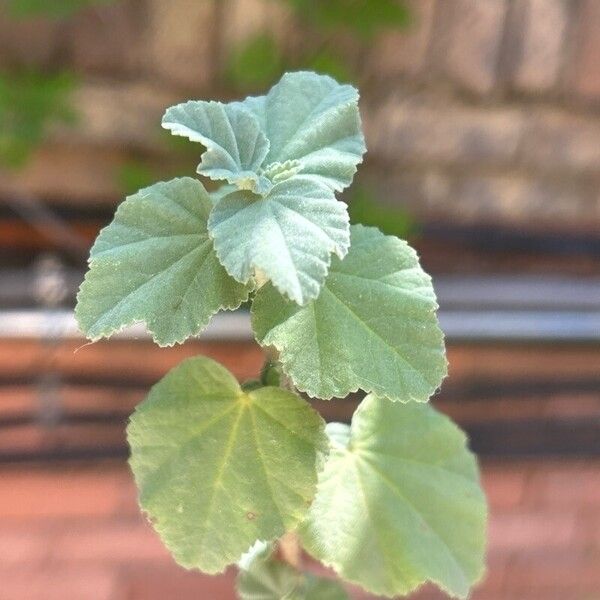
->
0;0;599;599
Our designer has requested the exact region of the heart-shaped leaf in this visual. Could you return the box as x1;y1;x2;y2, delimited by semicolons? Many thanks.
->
300;396;487;599
128;356;328;574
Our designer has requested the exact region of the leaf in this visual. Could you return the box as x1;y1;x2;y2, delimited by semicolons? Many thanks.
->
162;101;271;194
303;576;349;600
235;71;366;192
237;542;303;599
75;177;251;346
252;224;447;401
300;396;487;599
237;541;348;600
128;356;328;575
208;176;350;305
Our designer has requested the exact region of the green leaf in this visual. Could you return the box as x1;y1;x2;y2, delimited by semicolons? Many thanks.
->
75;177;251;346
128;356;328;574
237;541;348;600
208;176;350;305
226;33;285;92
237;541;303;599
252;224;447;400
235;71;366;192
303;576;348;600
162;101;271;194
300;396;487;598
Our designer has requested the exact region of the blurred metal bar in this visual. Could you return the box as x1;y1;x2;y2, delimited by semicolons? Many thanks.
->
2;271;600;311
0;309;254;341
439;310;600;342
434;275;600;310
1;308;599;342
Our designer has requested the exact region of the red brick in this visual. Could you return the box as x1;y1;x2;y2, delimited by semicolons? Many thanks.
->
0;468;128;520
53;521;169;564
0;567;119;600
570;0;600;102
123;566;236;600
528;462;600;508
504;550;600;597
0;527;51;569
489;512;577;552
481;465;529;511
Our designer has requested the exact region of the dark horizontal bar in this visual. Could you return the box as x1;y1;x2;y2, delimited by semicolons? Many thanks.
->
1;376;599;399
422;222;600;258
0;447;129;464
0;416;598;463
0;411;130;429
467;417;600;458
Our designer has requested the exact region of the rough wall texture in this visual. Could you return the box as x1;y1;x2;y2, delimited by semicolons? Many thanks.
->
1;0;599;231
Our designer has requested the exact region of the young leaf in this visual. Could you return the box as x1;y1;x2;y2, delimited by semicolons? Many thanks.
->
237;541;348;600
76;177;251;346
162;101;271;194
237;542;303;599
128;356;328;575
208;176;350;305
235;71;366;192
300;396;487;599
252;224;447;401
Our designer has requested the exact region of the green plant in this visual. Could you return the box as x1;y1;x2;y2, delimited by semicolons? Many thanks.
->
0;70;76;167
6;0;114;19
226;0;410;91
75;72;487;599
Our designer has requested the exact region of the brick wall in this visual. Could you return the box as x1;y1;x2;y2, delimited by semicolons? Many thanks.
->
1;0;600;231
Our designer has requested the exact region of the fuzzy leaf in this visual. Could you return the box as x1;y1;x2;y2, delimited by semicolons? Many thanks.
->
162;101;271;193
252;224;447;400
75;177;251;346
235;71;366;192
237;541;348;600
128;356;328;575
300;396;487;599
208;176;350;305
